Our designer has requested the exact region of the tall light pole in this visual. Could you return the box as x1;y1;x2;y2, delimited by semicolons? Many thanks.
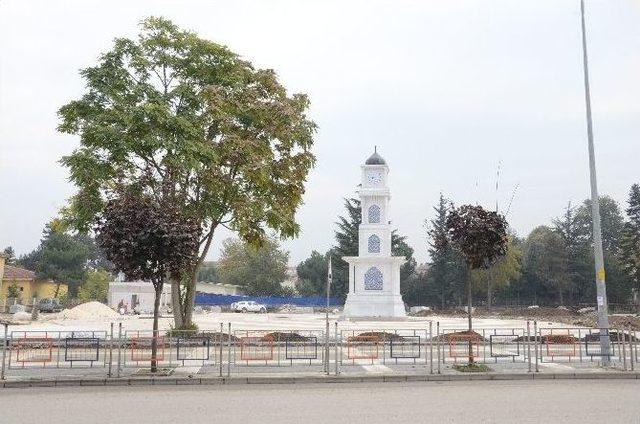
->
580;0;611;363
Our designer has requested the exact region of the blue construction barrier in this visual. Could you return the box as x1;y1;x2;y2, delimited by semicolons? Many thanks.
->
195;293;342;308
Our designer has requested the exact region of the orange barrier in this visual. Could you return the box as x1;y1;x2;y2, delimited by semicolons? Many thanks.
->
448;334;480;361
544;334;578;358
346;335;380;360
240;337;274;361
130;336;165;362
16;338;53;363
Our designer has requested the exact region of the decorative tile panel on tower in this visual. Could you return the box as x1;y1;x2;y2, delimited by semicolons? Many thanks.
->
342;149;406;317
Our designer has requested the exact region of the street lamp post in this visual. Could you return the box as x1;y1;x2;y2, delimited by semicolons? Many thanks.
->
579;0;611;364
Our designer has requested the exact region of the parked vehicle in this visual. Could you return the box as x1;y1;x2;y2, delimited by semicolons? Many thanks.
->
230;300;267;313
38;298;63;313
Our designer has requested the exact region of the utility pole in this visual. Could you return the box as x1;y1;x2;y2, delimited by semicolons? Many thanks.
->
580;0;611;363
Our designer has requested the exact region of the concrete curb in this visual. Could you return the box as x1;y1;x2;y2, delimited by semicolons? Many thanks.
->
2;371;639;389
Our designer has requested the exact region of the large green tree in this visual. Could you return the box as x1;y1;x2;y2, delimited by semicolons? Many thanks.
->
331;198;416;300
522;226;570;305
57;17;316;328
217;238;289;296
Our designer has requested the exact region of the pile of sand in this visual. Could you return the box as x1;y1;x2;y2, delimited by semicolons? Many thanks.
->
60;301;119;320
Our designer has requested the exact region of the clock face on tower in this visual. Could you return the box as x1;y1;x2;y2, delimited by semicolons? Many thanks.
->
366;170;383;185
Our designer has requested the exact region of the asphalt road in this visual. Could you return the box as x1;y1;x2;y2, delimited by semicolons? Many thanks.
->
3;380;640;423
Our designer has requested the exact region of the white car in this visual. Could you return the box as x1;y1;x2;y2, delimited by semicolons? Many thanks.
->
230;300;267;313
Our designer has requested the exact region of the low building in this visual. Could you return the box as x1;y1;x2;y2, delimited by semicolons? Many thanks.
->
196;282;243;295
107;280;172;314
0;254;68;302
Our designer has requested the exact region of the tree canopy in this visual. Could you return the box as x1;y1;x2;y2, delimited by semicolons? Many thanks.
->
217;237;289;296
57;17;316;327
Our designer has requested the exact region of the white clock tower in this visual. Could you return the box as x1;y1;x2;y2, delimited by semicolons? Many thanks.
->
342;149;406;317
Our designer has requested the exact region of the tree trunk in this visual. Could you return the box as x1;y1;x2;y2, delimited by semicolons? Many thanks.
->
151;281;163;373
184;273;197;325
172;228;215;329
171;278;183;329
467;266;474;364
487;279;492;310
559;289;564;306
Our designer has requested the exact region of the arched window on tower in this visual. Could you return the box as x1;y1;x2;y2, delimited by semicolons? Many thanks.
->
364;267;383;290
367;234;381;253
368;204;381;223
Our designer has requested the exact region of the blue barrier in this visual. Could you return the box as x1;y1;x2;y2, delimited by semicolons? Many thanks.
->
195;293;342;307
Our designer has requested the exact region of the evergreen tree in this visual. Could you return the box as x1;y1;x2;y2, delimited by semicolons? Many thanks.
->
2;246;16;264
553;202;591;303
621;184;640;311
332;198;361;300
296;250;330;296
575;196;625;255
425;194;465;308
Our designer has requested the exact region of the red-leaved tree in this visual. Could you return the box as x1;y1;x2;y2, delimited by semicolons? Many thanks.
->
96;188;200;372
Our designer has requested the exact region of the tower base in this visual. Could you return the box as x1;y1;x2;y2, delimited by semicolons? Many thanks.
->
342;293;406;318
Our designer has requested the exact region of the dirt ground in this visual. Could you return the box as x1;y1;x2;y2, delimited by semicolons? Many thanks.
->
2;309;586;335
414;306;640;331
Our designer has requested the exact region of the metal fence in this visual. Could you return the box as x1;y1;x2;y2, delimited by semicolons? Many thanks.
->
338;328;432;371
8;330;109;370
227;328;326;374
1;321;638;380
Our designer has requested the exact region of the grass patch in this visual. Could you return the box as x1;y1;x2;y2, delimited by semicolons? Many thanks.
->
453;363;491;373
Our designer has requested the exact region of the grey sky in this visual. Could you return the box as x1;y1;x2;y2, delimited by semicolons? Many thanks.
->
1;0;638;265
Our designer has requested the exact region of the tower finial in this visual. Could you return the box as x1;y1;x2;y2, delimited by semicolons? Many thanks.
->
374;145;377;153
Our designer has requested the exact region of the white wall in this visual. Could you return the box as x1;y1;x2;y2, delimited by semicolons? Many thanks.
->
108;281;172;314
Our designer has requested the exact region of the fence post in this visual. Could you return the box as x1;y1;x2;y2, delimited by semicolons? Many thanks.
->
108;323;114;378
630;328;635;371
526;321;531;373
482;329;486;364
117;322;122;378
1;323;8;380
436;321;441;374
219;322;224;377
429;321;433;375
334;321;339;376
226;323;231;377
534;321;539;373
621;327;628;371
